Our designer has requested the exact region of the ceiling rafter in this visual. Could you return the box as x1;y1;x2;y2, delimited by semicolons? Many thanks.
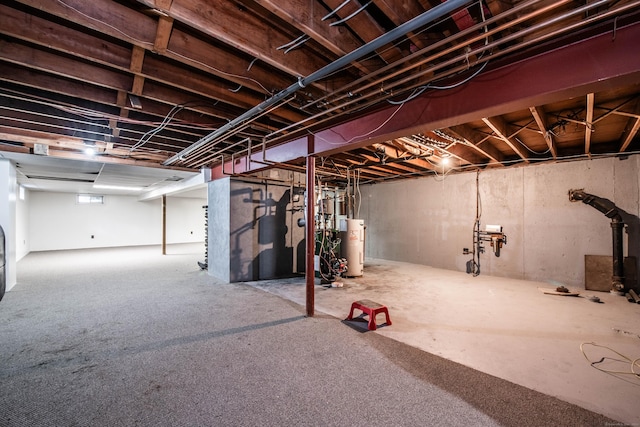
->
137;0;334;79
482;116;530;163
619;98;640;152
321;0;405;64
529;105;557;159
11;0;291;95
0;4;304;125
448;124;504;165
585;92;595;155
250;0;382;76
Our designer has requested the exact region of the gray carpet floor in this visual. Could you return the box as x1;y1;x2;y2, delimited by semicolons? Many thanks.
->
0;245;618;426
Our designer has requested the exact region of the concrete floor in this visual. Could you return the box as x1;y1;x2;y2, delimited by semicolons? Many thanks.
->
245;258;640;425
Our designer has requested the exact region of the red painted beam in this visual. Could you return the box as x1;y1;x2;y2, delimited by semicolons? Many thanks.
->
209;20;640;180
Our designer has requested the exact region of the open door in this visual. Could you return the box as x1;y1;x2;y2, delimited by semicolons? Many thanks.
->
0;225;5;302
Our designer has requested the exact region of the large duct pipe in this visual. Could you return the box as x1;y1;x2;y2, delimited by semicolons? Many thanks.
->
568;189;625;292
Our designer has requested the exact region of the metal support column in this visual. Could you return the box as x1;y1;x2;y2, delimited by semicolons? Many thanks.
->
305;148;315;317
162;194;167;255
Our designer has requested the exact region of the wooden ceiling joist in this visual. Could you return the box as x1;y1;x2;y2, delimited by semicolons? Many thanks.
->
529;105;557;159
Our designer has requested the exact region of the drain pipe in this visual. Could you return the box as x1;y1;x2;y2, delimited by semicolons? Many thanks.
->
568;189;625;293
164;0;474;166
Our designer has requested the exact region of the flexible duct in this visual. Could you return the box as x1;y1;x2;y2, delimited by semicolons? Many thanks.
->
568;189;625;292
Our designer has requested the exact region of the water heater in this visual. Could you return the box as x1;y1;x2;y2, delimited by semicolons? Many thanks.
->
340;219;365;277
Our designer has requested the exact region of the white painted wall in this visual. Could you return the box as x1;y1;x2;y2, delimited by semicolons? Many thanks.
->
166;197;207;244
0;160;17;291
16;185;29;261
29;192;205;251
360;156;640;287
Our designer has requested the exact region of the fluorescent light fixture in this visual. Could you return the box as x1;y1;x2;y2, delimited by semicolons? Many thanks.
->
93;184;144;191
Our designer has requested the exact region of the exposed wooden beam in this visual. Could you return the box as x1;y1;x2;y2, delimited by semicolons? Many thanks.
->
130;46;146;74
9;0;290;95
0;5;302;123
368;144;435;171
0;63;117;105
448;124;504;165
154;15;174;54
0;38;133;92
0;41;279;131
482;116;529;162
620;118;640;152
321;0;404;64
529;106;557;159
373;0;435;50
251;0;379;75
585;92;595;155
137;0;330;78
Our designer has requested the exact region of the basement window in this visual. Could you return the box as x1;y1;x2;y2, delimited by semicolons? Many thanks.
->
77;194;104;204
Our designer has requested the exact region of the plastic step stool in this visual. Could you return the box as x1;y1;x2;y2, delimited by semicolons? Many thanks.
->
346;299;392;331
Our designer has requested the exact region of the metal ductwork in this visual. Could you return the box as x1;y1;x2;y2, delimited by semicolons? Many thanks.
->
568;189;625;292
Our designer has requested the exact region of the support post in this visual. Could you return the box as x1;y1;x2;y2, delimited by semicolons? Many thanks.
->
162;194;167;255
305;147;315;317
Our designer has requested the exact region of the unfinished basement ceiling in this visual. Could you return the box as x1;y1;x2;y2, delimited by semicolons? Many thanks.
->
1;0;640;187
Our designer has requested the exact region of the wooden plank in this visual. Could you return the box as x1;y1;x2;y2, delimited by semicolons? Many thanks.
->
323;0;403;64
0;39;132;91
154;15;174;53
585;255;612;292
449;124;504;164
137;0;329;78
16;0;157;47
483;116;530;162
529;105;557;158
538;288;580;296
254;0;377;75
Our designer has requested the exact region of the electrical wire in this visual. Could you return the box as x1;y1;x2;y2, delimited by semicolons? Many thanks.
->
55;0;154;49
310;100;406;147
580;342;640;379
471;170;482;276
167;50;272;95
517;137;551;156
395;1;491;95
130;104;185;152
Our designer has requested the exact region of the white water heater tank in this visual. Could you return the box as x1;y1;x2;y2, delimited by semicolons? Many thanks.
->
340;219;365;277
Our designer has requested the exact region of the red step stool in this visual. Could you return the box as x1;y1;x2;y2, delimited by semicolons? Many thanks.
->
346;299;392;331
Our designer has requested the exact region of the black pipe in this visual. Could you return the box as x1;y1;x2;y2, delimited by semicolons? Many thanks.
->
568;189;625;292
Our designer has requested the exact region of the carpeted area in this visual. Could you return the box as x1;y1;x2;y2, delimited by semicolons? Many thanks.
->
0;245;617;426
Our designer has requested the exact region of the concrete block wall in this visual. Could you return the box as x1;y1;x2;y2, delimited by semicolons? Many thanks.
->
208;177;231;283
359;155;640;288
208;171;306;283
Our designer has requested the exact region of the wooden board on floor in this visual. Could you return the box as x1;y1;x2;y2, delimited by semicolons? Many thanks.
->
538;287;580;296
